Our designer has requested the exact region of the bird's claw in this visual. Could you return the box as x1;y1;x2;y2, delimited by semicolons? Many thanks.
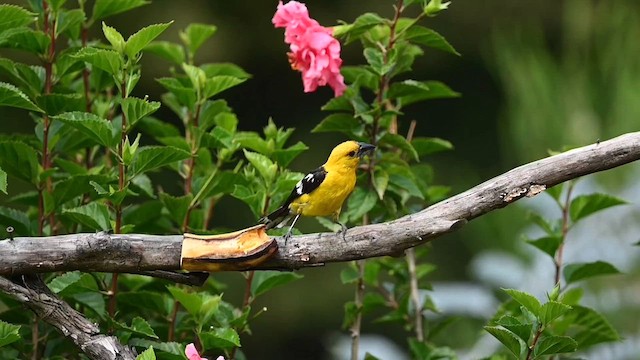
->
283;231;293;246
338;223;348;242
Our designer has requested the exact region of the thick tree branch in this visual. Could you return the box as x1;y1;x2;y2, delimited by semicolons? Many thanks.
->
1;132;639;274
0;275;136;360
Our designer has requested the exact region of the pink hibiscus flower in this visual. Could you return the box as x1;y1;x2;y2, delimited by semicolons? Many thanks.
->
273;1;347;97
185;343;224;360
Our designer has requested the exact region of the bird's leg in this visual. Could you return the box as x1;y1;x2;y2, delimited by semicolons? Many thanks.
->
333;213;348;242
284;214;301;246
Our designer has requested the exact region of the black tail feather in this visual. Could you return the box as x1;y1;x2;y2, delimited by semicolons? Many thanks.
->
259;206;291;230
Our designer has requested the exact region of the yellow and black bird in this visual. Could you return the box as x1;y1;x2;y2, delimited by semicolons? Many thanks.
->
260;140;376;240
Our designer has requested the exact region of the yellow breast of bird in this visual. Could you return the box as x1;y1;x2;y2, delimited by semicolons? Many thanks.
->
289;169;356;217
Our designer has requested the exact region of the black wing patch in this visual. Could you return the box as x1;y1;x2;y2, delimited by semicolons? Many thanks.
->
260;166;327;229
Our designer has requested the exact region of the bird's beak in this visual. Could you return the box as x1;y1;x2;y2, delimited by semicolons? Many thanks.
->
357;142;376;158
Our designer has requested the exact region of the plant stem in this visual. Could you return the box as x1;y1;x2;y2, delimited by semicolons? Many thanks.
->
555;182;574;288
81;25;91;112
526;324;544;360
167;300;180;342
182;102;203;232
406;248;424;341
350;259;366;360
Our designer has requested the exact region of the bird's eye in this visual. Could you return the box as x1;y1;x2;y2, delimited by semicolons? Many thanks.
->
347;150;356;157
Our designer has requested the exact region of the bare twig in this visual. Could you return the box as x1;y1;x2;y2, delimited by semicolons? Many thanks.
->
350;260;366;360
0;132;639;273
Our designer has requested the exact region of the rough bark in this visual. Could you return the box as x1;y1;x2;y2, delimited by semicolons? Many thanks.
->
1;131;638;273
0;275;137;360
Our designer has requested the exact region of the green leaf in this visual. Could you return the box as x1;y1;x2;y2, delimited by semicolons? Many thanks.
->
92;0;150;21
203;75;246;99
526;236;562;258
341;66;379;92
56;9;85;38
503;288;542;317
345;187;379;222
0;141;40;184
484;326;525;359
121;97;161;129
62;202;111;231
340;265;359;284
569;194;626;222
387;80;459;106
54;111;115;147
495;315;532;343
73;47;123;76
159;193;192;226
251;271;303;298
180;23;217;56
0;82;43;112
272;142;308;168
167;286;202;317
53;175;111;208
121;317;159;339
0;206;32;236
144;41;185;64
534;336;577;357
337;12;385;43
379;133;419;161
125;22;173;58
0;5;34;33
199;327;240;350
539;301;571;325
135;347;156;360
243;150;277;183
364;47;391;75
201;63;251;79
117;291;167;315
0;320;20;348
411;137;453;156
0;27;50;54
138;116;181;138
73;291;106;318
567;305;620;349
38;93;85;116
157;77;196;109
48;271;83;293
373;169;389;200
404;25;459;55
563;261;621;284
102;22;125;53
0;167;6;194
312;113;364;136
129;146;190;177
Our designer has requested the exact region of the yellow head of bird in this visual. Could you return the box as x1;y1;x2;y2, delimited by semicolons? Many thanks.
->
324;141;376;170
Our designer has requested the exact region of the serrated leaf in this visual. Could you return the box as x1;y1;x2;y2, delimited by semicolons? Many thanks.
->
102;22;125;53
56;9;85;38
157;77;196;109
503;288;542;317
0;27;50;54
312;113;363;136
534;336;577;357
181;23;217;56
135;346;155;360
0;320;21;348
0;206;32;236
484;326;525;359
527;235;562;258
272;141;308;168
337;12;385;44
48;271;83;293
54;111;115;147
159;193;192;226
121;97;160;129
567;305;620;349
388;80;459;106
243;150;277;182
495;315;533;342
117;291;167;315
125;22;173;58
73;47;123;76
373;169;389;200
199;327;240;350
251;271;303;298
62;202;111;231
73;292;106;318
201;63;251;79
345;187;378;222
404;25;459;55
379;133;418;161
0;5;34;33
540;301;571;325
38;93;85;116
167;286;201;317
53;175;111;208
144;41;185;64
0;167;6;194
364;47;391;75
129;146;190;177
203;75;246;99
563;261;621;284
0;82;43;112
411;137;454;156
341;66;378;91
0;141;40;184
121;317;159;339
92;0;150;21
569;194;626;222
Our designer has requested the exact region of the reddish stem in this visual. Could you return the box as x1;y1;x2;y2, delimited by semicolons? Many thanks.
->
555;183;574;287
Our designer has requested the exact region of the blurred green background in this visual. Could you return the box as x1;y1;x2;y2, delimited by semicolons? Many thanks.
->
2;0;640;359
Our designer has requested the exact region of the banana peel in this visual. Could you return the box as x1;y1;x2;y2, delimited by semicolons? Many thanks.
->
181;224;277;271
